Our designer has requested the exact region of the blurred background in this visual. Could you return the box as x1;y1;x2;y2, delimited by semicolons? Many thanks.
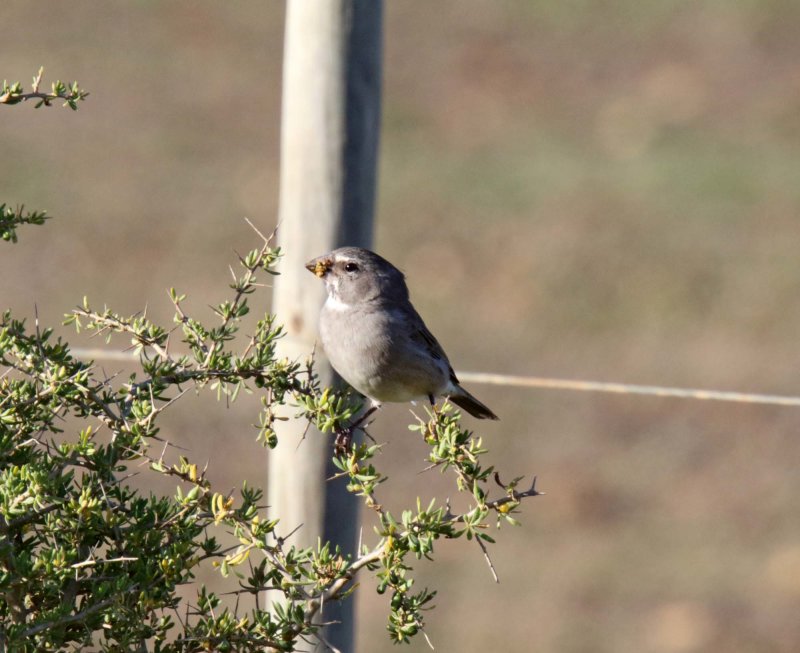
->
3;1;800;651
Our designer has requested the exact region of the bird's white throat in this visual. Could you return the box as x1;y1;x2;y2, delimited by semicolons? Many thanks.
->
325;294;351;312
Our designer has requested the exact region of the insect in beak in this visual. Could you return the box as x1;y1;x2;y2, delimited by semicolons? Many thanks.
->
305;258;330;278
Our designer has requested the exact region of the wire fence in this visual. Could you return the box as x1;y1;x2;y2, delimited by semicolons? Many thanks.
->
456;371;800;407
70;347;800;409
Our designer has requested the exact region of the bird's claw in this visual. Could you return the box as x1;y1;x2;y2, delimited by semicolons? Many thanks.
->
334;428;353;455
332;405;379;454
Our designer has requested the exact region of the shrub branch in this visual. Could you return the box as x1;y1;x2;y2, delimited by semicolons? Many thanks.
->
0;229;539;651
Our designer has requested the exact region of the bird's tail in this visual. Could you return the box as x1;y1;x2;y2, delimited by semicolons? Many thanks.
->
448;386;499;420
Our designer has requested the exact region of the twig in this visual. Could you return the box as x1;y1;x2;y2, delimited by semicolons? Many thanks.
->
21;595;122;638
475;536;499;584
303;546;383;624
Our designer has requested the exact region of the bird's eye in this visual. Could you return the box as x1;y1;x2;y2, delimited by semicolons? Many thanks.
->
344;262;359;273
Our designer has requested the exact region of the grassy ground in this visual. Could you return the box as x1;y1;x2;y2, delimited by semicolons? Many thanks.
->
3;1;800;651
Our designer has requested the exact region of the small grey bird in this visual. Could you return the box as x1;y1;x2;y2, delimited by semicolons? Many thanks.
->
306;247;498;421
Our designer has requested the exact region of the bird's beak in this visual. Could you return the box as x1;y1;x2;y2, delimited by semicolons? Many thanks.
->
305;256;330;278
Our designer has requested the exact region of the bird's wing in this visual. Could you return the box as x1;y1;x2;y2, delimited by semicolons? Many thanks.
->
406;308;460;385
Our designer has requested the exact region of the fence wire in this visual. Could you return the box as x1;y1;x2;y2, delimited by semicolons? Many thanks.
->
69;347;800;408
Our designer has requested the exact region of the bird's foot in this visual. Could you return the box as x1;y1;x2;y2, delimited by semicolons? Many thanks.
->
334;427;354;456
333;404;379;455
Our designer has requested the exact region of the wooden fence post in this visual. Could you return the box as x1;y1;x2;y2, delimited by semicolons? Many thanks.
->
269;1;382;650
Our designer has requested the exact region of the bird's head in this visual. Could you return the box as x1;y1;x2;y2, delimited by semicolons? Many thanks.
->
305;247;409;305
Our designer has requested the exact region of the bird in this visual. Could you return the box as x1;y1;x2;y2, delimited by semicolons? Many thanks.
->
305;247;498;425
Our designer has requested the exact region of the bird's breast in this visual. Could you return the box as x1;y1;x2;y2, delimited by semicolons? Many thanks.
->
319;302;448;402
320;303;392;380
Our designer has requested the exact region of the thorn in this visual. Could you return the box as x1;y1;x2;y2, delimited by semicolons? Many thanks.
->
476;536;499;584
